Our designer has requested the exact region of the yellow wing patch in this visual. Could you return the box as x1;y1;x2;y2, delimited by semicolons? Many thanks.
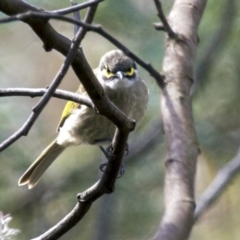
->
56;101;80;132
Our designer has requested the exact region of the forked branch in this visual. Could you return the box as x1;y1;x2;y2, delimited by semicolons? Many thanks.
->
0;1;135;239
153;0;178;39
0;10;164;88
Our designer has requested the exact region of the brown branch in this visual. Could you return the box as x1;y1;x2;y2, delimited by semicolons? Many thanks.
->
153;0;178;39
0;88;94;108
154;22;165;31
0;1;135;239
33;143;129;240
0;10;164;88
76;0;99;43
195;146;240;221
153;0;207;240
50;0;102;15
0;0;134;139
0;23;85;152
32;202;92;240
70;0;81;34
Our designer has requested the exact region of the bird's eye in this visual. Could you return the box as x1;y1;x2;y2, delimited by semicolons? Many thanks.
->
102;66;114;79
125;67;135;77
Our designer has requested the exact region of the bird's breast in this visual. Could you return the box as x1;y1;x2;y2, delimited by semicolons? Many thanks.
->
57;78;148;147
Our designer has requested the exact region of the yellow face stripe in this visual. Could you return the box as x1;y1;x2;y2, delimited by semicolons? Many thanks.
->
125;67;135;77
102;65;135;79
102;68;114;79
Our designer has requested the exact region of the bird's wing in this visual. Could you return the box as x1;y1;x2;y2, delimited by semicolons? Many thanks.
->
56;68;98;132
56;101;80;132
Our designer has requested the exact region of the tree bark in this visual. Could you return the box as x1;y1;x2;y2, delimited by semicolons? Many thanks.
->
154;1;207;239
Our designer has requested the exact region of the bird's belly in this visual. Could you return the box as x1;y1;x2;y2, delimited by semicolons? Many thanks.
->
57;107;115;146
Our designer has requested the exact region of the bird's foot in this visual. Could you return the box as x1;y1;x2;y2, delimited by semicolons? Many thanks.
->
99;144;127;178
99;161;125;178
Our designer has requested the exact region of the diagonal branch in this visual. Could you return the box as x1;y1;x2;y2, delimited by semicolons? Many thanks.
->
76;0;100;43
153;0;178;39
195;146;240;221
153;0;207;239
0;18;87;152
0;88;94;108
50;0;102;15
0;1;135;239
0;0;134;145
0;10;164;88
70;0;81;33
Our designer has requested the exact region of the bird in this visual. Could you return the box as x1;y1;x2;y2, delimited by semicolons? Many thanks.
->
18;50;149;189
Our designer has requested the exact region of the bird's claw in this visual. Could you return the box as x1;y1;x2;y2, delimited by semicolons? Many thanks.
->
99;162;125;178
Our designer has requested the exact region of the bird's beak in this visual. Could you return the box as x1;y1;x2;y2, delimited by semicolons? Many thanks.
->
116;71;124;80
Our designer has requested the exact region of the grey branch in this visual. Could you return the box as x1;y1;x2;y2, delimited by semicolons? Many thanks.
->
195;147;240;221
0;9;164;88
70;0;81;34
50;0;102;15
0;0;137;239
153;0;207;239
0;88;94;108
154;22;165;31
0;12;87;152
153;0;178;39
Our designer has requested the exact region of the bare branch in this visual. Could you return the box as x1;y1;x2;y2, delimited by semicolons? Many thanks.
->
0;0;134;140
70;0;81;34
50;0;102;15
0;11;164;88
32;202;92;240
0;17;87;152
153;22;165;31
195;147;240;221
0;1;136;238
0;88;94;108
153;0;178;39
76;0;100;43
153;0;207;239
33;140;129;240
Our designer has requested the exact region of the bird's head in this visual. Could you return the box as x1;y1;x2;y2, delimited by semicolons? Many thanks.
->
97;50;138;89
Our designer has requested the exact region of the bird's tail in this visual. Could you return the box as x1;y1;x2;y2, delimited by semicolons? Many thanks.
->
18;140;65;189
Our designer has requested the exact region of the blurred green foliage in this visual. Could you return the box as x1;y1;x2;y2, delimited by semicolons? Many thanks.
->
0;0;240;239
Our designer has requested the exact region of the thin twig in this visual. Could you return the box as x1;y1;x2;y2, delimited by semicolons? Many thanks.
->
0;1;135;131
0;11;164;88
0;2;134;239
153;0;178;39
153;22;165;31
76;0;100;43
50;0;103;15
195;147;240;221
0;23;85;152
0;88;94;108
70;0;81;33
0;2;139;239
